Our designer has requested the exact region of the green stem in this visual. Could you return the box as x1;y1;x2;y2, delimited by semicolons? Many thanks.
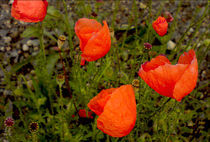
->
58;49;78;113
150;98;171;117
58;84;64;141
32;133;37;142
106;135;110;142
39;22;46;61
59;50;72;98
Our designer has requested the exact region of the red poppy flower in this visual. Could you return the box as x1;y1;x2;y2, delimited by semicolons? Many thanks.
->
152;16;168;36
78;109;93;119
11;0;48;23
75;18;111;65
88;85;136;137
138;49;198;101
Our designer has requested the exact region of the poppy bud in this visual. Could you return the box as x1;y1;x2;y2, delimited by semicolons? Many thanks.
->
56;74;65;86
29;122;39;133
152;16;168;36
144;42;152;50
57;35;66;49
88;85;136;137
138;50;198;101
11;0;48;23
4;117;14;127
75;18;111;65
132;79;140;88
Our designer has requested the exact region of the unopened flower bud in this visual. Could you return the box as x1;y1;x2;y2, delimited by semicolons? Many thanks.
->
132;79;140;88
144;43;152;50
4;117;14;127
29;122;39;133
57;35;66;49
56;74;65;86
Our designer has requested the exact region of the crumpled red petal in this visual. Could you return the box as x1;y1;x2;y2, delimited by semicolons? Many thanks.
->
138;50;198;101
88;85;136;137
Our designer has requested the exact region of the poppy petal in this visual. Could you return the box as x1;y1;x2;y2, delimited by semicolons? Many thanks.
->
97;85;136;137
138;50;198;101
81;21;111;61
11;0;48;23
88;85;136;137
173;50;198;101
75;18;102;51
88;88;116;116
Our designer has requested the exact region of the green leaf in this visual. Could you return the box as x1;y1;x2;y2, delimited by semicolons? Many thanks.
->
21;26;40;38
46;53;60;76
37;97;47;108
47;6;62;19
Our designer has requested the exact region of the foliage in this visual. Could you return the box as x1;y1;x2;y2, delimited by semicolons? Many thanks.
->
0;1;209;142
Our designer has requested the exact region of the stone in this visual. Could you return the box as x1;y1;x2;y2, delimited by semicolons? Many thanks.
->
31;40;39;47
6;46;11;51
22;44;29;51
167;40;176;50
10;50;18;57
0;47;5;52
3;36;11;44
33;47;39;51
139;2;146;9
26;40;33;46
24;53;29;58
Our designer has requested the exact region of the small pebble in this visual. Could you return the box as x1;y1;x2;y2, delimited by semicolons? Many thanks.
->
6;46;11;51
167;40;176;50
10;50;18;57
26;40;33;46
0;47;5;52
18;50;22;54
3;36;11;44
22;44;29;51
24;53;29;58
33;47;39;51
31;40;39;47
10;31;19;38
139;2;147;9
